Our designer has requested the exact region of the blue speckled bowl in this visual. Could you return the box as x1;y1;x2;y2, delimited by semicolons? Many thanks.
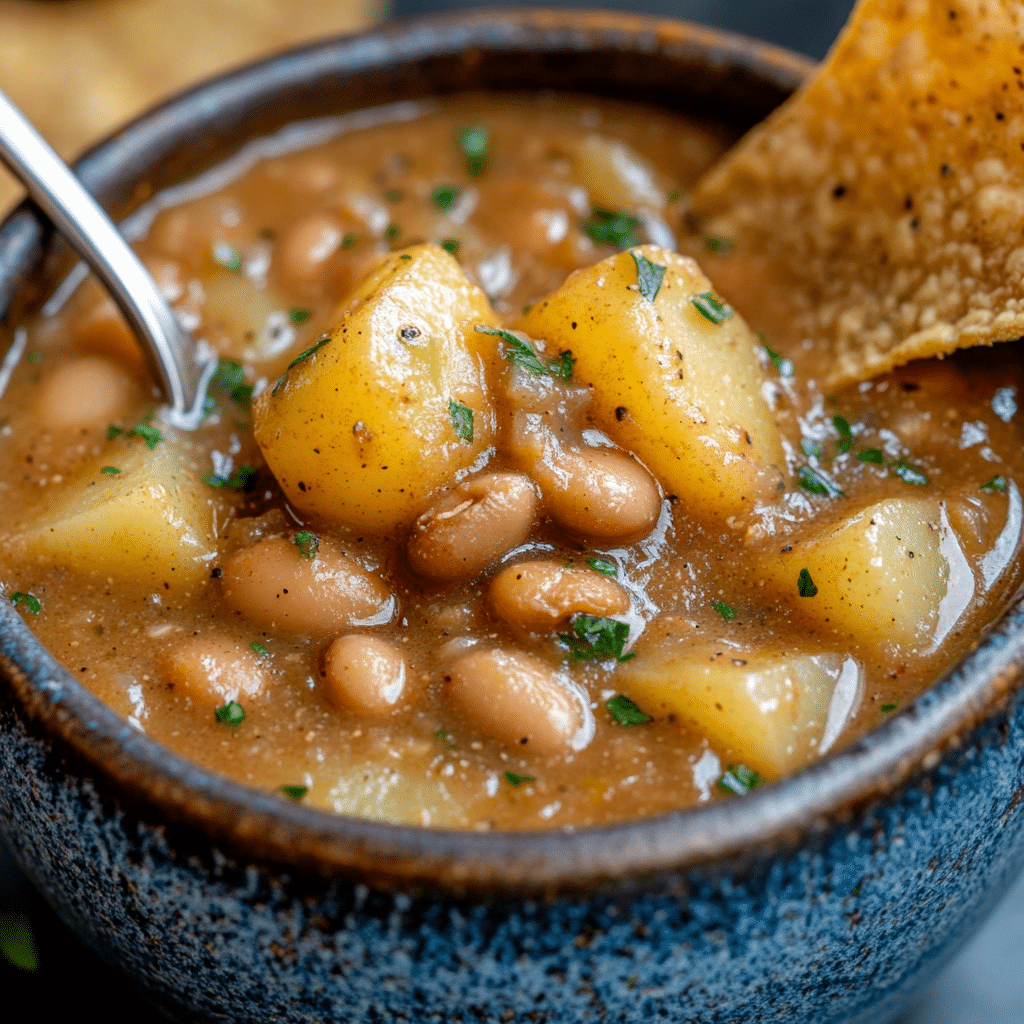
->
2;11;1024;1024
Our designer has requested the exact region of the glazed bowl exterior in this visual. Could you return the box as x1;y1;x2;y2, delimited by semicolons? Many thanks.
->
2;11;1024;1024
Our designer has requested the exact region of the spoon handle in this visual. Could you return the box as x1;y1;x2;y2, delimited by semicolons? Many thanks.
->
0;87;208;428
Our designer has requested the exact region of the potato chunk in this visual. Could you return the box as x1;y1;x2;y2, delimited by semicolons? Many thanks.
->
253;243;498;534
757;498;975;655
618;642;863;777
4;441;217;593
517;245;785;520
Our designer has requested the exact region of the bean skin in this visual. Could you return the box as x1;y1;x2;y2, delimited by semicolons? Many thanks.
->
320;634;408;717
35;356;138;430
222;535;394;635
407;472;538;582
161;632;268;710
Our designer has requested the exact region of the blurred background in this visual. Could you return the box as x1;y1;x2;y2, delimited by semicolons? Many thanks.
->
0;1;1021;1022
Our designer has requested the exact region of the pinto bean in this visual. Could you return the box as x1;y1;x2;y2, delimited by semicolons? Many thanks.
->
222;536;394;635
488;560;629;636
320;634;407;717
445;647;592;755
407;472;538;582
35;357;138;430
277;212;344;286
161;632;268;710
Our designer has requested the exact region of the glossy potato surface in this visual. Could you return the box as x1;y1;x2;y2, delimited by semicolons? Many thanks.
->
254;244;498;534
517;245;785;519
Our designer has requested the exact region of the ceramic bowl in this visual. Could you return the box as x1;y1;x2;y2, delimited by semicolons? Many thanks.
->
2;11;1024;1024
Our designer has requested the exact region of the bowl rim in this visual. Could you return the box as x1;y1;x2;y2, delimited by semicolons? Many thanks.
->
2;6;1023;896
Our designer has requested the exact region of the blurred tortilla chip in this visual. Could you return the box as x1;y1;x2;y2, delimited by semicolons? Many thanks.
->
693;0;1024;389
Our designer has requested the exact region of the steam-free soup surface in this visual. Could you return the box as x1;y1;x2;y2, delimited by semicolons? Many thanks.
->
1;94;1021;829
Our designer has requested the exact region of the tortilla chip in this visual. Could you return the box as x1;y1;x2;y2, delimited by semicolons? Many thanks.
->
693;0;1024;390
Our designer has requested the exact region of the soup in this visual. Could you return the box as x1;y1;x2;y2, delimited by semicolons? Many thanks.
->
0;94;1021;830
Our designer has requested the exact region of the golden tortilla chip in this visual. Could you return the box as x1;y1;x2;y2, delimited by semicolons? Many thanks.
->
693;0;1024;389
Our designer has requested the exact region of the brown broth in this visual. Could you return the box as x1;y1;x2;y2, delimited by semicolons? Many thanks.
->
1;94;1022;830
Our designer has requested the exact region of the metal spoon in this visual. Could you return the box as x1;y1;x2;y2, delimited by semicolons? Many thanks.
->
0;87;210;429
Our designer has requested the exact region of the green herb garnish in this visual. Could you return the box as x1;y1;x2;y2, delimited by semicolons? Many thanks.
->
289;308;312;326
797;568;818;598
440;238;460;257
711;599;737;620
294;530;320;559
27;351;42;364
384;225;401;241
982;475;1009;492
797;465;844;498
560;615;634;662
342;233;357;249
582;207;643;248
250;640;270;657
127;423;164;449
703;235;734;253
10;591;40;615
100;466;121;476
215;701;245;727
106;424;123;440
880;703;897;713
384;188;404;203
457;125;490;176
432;185;462;209
212;359;253;402
448;399;474;443
503;771;536;786
204;465;256;490
280;785;307;801
857;448;885;464
890;458;929;486
717;763;764;795
213;241;244;272
666;189;686;203
434;728;455;747
833;415;855;453
760;343;793;376
690;291;733;325
272;337;331;395
548;349;575;381
0;416;9;429
605;694;653;726
0;910;39;971
587;557;617;578
630;250;666;302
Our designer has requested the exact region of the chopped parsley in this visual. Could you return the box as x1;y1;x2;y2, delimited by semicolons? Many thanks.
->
559;615;634;662
800;438;825;459
857;448;885;464
0;910;38;971
880;703;897;713
703;235;734;253
107;424;123;440
10;591;40;615
434;728;455;747
630;250;666;302
215;701;245;727
457;125;490;176
280;785;307;801
384;188;404;203
982;475;1009;493
475;325;574;381
204;465;256;489
448;399;474;443
833;415;855;452
503;770;536;786
890;458;929;486
213;241;244;272
711;599;737;620
760;342;793;376
797;568;818;598
0;416;9;429
212;359;253;402
289;308;312;326
717;763;764;795
587;557;617;578
108;422;164;449
605;694;653;726
797;465;844;498
581;207;643;248
27;351;42;364
100;466;121;476
342;233;357;249
294;530;320;559
440;238;460;257
690;291;733;324
384;224;401;241
666;189;686;203
432;185;462;209
272;337;331;395
250;640;270;657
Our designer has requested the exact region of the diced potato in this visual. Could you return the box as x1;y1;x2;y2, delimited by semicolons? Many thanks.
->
517;245;785;520
552;134;665;210
253;243;499;534
618;642;863;777
757;497;976;655
4;441;218;593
